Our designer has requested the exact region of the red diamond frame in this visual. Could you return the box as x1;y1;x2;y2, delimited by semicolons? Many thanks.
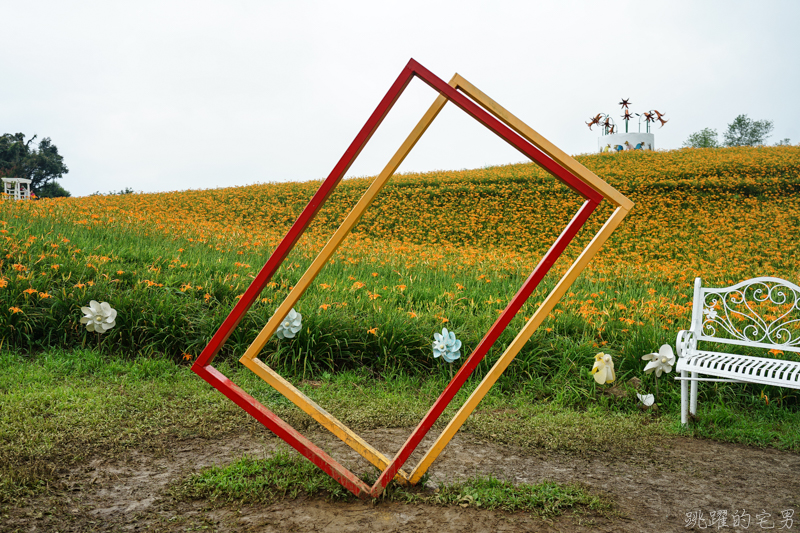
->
193;59;606;498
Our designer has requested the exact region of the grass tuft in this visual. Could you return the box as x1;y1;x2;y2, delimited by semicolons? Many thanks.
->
172;450;612;517
407;476;611;516
171;451;353;504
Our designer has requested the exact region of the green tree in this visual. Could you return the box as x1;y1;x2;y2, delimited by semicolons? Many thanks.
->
0;133;69;194
90;187;134;196
723;115;774;147
683;127;719;148
37;181;71;198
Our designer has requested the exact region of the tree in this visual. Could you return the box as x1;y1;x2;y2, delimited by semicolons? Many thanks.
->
723;115;774;147
37;181;71;198
0;133;69;194
683;127;719;148
90;187;134;196
775;138;792;146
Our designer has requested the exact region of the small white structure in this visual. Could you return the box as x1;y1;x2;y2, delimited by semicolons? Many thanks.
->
598;133;654;153
1;177;33;200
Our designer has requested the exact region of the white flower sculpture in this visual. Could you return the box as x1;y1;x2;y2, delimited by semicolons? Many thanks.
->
642;344;676;377
80;300;117;333
636;393;655;407
591;352;615;384
276;308;302;339
433;327;462;363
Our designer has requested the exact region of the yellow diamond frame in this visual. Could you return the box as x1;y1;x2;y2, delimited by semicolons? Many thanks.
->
239;73;632;486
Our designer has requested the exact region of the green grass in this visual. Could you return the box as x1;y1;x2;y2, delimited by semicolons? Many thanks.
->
2;349;799;505
405;476;610;516
0;349;251;503
171;452;354;504
172;449;612;517
687;403;800;449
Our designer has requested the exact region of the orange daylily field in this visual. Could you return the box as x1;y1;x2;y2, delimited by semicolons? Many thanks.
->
2;146;800;405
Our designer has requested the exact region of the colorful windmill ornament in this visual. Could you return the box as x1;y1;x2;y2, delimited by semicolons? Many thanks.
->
192;59;632;499
587;98;667;134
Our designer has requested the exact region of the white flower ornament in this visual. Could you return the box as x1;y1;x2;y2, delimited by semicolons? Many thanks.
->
80;300;117;333
276;308;302;339
433;327;462;363
636;393;655;407
642;344;676;377
591;352;615;384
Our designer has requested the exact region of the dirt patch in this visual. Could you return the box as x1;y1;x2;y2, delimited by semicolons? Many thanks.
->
3;428;799;532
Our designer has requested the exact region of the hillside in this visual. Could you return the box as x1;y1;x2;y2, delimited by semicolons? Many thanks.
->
2;146;799;379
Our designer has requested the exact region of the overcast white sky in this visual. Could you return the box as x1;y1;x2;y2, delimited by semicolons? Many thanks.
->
2;1;799;197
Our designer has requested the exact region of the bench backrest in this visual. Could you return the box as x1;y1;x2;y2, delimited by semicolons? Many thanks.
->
690;276;800;354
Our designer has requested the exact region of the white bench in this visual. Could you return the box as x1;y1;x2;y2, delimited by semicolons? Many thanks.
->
675;276;800;425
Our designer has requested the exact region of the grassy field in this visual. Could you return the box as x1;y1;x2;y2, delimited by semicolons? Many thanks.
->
2;145;800;508
2;347;798;506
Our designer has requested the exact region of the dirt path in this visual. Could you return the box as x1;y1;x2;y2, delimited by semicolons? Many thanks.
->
4;428;799;532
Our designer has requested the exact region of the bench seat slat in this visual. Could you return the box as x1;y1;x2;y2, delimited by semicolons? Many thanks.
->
733;358;757;373
747;359;771;378
768;362;789;380
755;360;778;378
766;362;785;380
779;364;800;383
678;350;800;390
771;362;792;380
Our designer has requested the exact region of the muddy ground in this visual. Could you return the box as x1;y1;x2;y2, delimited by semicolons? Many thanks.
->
3;427;799;532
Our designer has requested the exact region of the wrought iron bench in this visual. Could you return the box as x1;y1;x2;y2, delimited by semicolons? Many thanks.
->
675;277;800;425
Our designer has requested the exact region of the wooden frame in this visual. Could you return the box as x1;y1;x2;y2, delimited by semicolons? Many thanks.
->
405;75;632;483
192;59;632;499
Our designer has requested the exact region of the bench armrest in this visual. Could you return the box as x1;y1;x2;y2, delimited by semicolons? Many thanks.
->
676;329;697;358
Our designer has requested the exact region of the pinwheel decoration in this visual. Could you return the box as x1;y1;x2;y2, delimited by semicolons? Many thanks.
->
622;109;633;129
586;113;602;130
639;109;668;133
585;113;616;135
587;100;668;135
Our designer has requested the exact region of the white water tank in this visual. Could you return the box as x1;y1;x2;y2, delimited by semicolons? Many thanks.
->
598;133;654;153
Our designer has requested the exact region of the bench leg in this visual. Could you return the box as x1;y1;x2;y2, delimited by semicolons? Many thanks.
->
681;371;688;425
690;372;698;418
